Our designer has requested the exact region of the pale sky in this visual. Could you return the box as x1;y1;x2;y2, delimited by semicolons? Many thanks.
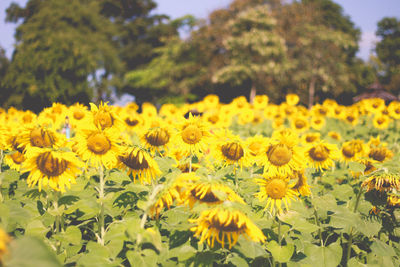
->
1;0;400;60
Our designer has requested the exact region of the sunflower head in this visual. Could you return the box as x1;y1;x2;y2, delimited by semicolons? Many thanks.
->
189;206;266;249
286;94;300;106
362;173;400;192
305;141;339;171
368;147;393;162
118;146;161;184
142;126;171;153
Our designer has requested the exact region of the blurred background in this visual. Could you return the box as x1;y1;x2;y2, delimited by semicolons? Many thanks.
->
0;0;399;112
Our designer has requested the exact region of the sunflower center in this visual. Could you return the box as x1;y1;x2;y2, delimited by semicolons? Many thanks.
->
30;128;55;148
369;148;387;162
267;144;292;166
94;111;114;129
11;151;24;164
346;116;355;122
305;135;318;143
342;145;355;158
145;128;170;146
266;178;287;199
210;217;245;232
309;145;329;161
73;109;85;120
377;118;385;124
191;188;221;203
181;124;202;144
36;152;68;177
125;118;139;127
221;142;244;161
208;115;219;124
120;150;149;170
295;120;306;129
87;133;111;155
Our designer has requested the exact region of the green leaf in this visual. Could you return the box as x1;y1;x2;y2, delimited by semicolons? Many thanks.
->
126;251;146;267
236;237;266;259
0;169;20;185
25;220;48;237
108;170;131;184
302;242;342;267
229;255;249;267
64;226;82;245
370;239;396;257
330;208;360;232
357;219;381;237
76;241;111;267
266;240;294;263
313;195;337;215
5;236;62;267
332;184;353;200
348;162;365;173
279;211;319;234
169;245;196;261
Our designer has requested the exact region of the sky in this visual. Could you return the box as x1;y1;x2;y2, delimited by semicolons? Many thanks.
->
1;0;400;60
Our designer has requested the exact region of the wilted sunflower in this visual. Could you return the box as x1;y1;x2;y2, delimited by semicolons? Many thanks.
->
174;113;211;158
212;130;249;169
142;126;172;155
261;130;303;177
23;147;84;192
362;173;400;192
0;228;11;263
118;146;161;184
74;128;120;169
387;195;400;207
255;176;298;214
305;141;339;171
189;206;266;249
184;180;245;209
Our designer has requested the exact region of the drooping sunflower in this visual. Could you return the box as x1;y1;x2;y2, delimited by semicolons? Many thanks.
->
173;113;211;159
340;140;368;162
23;147;84;192
260;130;304;177
351;159;377;178
189;206;266;249
362;173;400;192
212;130;250;169
183;180;245;209
305;141;339;171
255;176;299;214
387;195;400;208
368;146;393;162
117;146;161;184
74;128;120;169
19;125;65;151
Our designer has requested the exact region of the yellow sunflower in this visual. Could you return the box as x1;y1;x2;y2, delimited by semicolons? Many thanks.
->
89;102;123;131
301;132;321;144
253;95;269;109
351;159;377;178
117;146;161;184
245;135;269;166
212;130;249;169
290;116;310;133
387;101;400;119
74;128;120;169
183;180;244;209
19;125;65;151
173;113;211;159
23;147;84;192
260;130;304;176
255;176;298;214
141;126;172;155
310;116;325;130
286;94;300;106
373;114;391;129
0;228;11;263
368;146;393;162
387;195;400;208
189;206;266;249
291;170;311;197
340;140;368;162
305;141;339;171
4;151;25;171
328;131;341;141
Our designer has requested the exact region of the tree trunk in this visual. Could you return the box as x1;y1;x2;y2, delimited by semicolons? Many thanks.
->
249;84;256;104
308;76;316;109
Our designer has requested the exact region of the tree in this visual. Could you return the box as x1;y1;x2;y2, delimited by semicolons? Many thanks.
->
212;5;288;103
3;0;120;111
375;17;400;94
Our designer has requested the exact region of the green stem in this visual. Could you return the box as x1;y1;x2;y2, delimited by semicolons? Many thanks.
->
346;187;364;263
234;167;238;189
189;155;192;173
313;208;323;246
98;165;105;246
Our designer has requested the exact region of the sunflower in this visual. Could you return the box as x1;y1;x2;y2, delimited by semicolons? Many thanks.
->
286;94;300;106
23;147;84;192
368;147;393;162
388;101;400;119
305;141;339;171
387;195;400;207
343;112;359;126
291;170;311;197
68;103;89;129
238;108;255;125
340;140;368;162
260;130;304;177
351;159;377;178
189;206;266;249
4;151;25;171
245;135;269;166
173;113;211;159
89;102;123;131
212;130;249;169
373;114;391;129
74;128;120;169
328;131;341;141
310;116;325;130
362;173;400;192
183;180;245;209
118;146;161;184
301;132;321;144
365;98;386;114
141;126;172;155
290;116;310;133
203;94;220;110
19;125;64;151
0;228;11;263
253;95;269;109
255;176;298;214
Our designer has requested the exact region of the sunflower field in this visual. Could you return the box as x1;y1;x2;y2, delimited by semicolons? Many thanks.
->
1;94;400;267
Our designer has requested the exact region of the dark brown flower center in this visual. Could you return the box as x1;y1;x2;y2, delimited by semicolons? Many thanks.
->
36;152;68;177
221;142;244;161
